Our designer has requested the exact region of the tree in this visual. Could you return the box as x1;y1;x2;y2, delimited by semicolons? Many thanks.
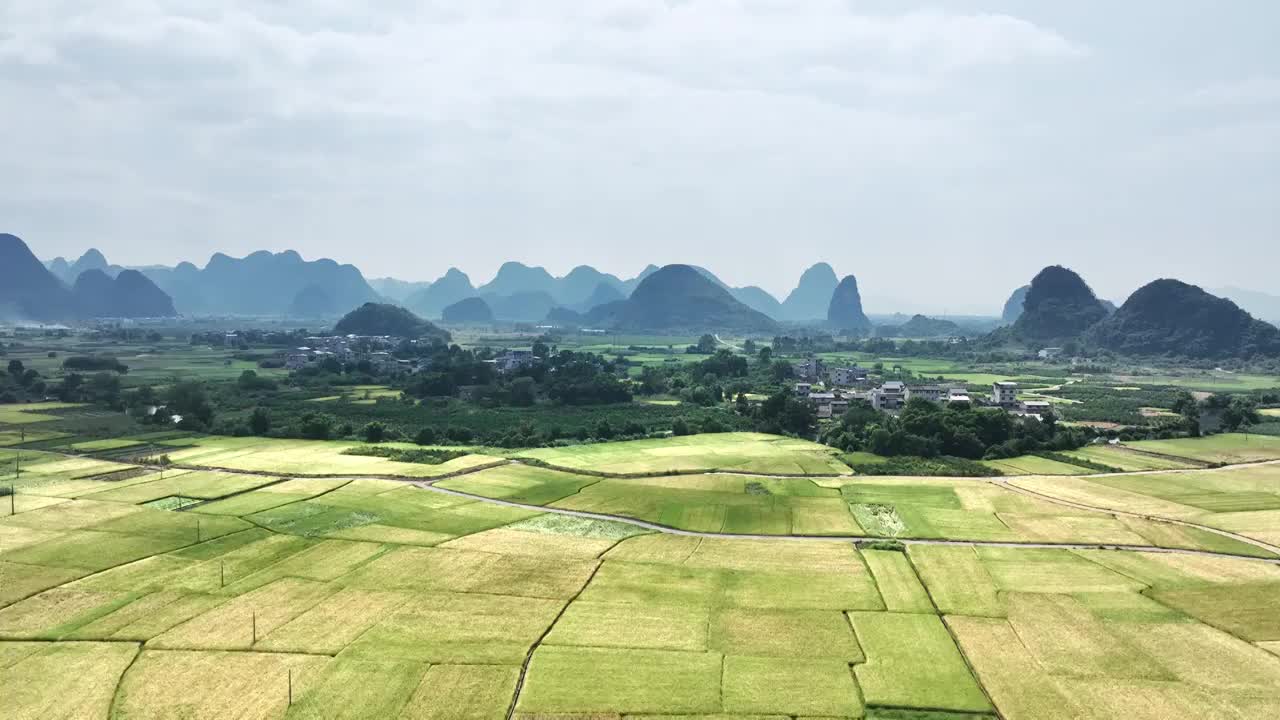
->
1219;397;1259;433
7;360;23;377
594;419;616;439
508;377;536;407
249;407;271;436
167;381;213;428
299;412;334;440
363;422;387;443
742;339;757;355
414;427;438;445
757;346;772;364
672;418;692;436
770;360;794;382
695;334;717;354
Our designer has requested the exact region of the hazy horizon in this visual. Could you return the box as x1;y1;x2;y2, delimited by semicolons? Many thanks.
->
4;2;1277;314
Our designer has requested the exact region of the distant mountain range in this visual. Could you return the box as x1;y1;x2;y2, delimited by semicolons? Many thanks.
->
875;314;961;339
990;264;1280;360
827;275;871;334
3;235;174;321
1086;279;1280;359
26;235;863;327
1212;286;1280;326
142;250;380;316
580;264;779;333
18;233;1280;358
396;261;848;325
1012;266;1111;342
334;303;450;340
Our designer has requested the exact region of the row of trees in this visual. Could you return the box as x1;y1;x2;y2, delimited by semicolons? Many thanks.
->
821;397;1093;460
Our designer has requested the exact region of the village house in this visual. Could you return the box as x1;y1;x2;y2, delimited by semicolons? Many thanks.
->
992;381;1019;408
492;349;537;374
828;366;870;386
871;381;907;411
1019;399;1054;419
791;357;826;382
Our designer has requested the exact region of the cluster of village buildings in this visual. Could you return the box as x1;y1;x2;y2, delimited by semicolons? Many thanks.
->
791;358;1052;420
280;335;407;373
280;335;537;376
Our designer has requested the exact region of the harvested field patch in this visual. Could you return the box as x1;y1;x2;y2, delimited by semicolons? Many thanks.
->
3;529;187;573
1003;592;1169;680
850;611;991;713
113;649;329;720
0;587;132;638
863;549;934;613
284;658;426;719
1124;434;1280;464
978;548;1145;594
907;545;1002;616
399;664;520;720
1149;582;1280;642
546;601;708;652
982;455;1092;476
343;545;598;599
342;591;562;665
996;513;1148;546
1111;621;1280;691
710;608;862;661
517;432;850;476
948;616;1079;720
0;640;137;720
1063;445;1198;472
439;528;618;559
66;590;225;641
257;588;407;655
1052;677;1225;720
517;646;722;715
578;561;725;607
1078;549;1280;588
436;463;599;505
149;577;335;650
722;655;863;716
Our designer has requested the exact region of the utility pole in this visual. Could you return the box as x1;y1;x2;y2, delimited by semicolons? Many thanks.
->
288;669;293;706
252;611;257;645
220;561;225;588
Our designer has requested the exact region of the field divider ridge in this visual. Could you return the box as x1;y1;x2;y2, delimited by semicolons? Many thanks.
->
993;477;1280;557
414;480;1280;563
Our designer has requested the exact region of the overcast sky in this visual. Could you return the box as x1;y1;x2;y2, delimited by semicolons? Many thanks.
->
3;1;1277;314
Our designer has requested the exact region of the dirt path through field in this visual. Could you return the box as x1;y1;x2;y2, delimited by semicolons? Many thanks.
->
415;479;1280;564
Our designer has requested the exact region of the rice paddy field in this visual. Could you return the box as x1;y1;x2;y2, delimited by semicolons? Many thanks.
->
516;432;854;475
1010;461;1280;548
1123;433;1280;465
3;426;1280;717
146;436;505;478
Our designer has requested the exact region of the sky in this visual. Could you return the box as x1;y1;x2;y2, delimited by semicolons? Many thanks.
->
2;1;1278;315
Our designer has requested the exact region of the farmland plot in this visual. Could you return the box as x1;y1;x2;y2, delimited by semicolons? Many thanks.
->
1;429;1280;718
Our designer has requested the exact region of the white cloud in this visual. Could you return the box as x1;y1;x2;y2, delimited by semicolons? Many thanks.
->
1;1;1275;309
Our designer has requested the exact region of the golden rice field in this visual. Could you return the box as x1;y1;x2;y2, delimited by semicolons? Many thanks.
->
2;431;1280;718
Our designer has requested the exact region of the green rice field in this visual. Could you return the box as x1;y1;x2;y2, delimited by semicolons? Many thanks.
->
516;432;853;475
1123;434;1280;465
2;429;1280;717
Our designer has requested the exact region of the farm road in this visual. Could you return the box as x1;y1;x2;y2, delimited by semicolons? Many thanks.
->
416;478;1280;564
